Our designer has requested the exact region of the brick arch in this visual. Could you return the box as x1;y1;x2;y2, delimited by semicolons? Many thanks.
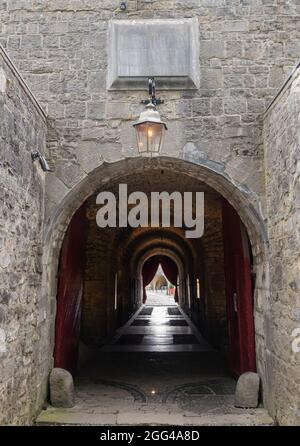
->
125;229;196;271
111;226;198;265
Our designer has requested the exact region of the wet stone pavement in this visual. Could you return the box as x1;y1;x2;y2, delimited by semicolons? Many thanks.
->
37;303;274;426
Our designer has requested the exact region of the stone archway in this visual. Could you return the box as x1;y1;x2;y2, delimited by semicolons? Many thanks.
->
41;155;270;411
135;246;188;306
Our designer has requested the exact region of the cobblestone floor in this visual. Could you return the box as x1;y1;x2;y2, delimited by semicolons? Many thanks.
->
37;301;274;426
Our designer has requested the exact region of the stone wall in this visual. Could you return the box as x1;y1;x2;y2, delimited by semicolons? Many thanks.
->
0;45;47;424
263;64;300;425
2;0;300;223
0;0;299;425
82;198;119;345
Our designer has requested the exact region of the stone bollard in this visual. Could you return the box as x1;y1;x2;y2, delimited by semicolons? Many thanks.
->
49;368;75;408
234;372;260;408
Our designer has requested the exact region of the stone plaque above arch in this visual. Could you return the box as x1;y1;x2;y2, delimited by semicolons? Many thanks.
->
107;18;200;90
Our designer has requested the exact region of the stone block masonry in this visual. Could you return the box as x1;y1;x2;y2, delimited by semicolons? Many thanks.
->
1;0;299;211
107;18;200;90
0;45;48;425
0;0;299;426
263;64;300;426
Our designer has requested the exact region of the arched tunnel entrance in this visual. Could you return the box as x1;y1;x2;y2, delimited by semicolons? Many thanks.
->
142;255;179;304
51;160;259;413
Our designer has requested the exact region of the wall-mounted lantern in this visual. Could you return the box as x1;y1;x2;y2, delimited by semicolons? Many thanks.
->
133;78;167;155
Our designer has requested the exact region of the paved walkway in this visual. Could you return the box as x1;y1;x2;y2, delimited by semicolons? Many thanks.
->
101;304;213;352
37;304;274;426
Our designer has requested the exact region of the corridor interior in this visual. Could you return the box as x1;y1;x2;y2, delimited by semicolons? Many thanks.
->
101;292;213;353
38;167;273;425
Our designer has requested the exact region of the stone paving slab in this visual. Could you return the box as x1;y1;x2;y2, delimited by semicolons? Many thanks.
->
36;405;274;426
37;410;118;426
116;411;186;426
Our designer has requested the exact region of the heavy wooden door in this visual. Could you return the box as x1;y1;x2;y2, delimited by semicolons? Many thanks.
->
222;199;256;377
54;205;87;376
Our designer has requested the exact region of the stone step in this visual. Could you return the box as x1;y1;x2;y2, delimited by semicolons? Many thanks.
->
36;405;274;426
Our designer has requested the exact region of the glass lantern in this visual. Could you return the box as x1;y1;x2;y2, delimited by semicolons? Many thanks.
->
133;103;167;155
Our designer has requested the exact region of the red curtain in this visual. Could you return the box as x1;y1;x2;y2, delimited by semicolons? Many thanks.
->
54;204;87;376
142;256;160;302
160;256;179;302
142;255;179;303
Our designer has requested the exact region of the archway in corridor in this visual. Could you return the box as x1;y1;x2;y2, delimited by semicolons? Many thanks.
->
39;157;267;418
52;160;257;385
142;255;179;303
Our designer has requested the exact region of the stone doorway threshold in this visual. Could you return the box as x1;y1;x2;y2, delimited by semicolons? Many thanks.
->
37;362;274;426
36;396;273;426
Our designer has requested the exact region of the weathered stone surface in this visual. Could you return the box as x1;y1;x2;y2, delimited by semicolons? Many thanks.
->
107;19;199;90
0;0;299;428
87;102;105;120
234;372;260;409
50;368;75;408
0;0;295;207
200;40;225;59
263;67;300;426
0;67;7;93
0;45;47;425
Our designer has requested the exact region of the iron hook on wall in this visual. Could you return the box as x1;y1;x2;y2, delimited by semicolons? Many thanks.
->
141;77;164;106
